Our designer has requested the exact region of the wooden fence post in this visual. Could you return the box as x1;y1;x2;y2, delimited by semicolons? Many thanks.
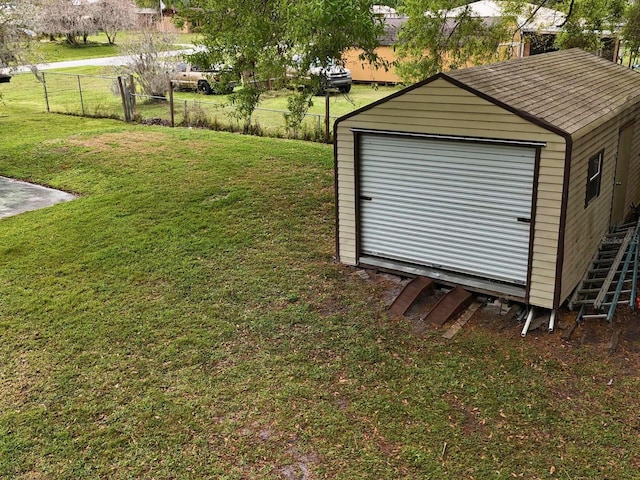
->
117;76;130;122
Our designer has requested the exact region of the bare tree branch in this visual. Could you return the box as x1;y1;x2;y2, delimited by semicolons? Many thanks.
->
559;0;575;27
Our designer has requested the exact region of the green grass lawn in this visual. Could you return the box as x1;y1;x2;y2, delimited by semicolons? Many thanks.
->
1;81;640;478
32;32;194;64
36;39;119;63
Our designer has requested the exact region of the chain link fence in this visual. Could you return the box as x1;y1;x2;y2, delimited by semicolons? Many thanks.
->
41;72;337;141
42;72;126;120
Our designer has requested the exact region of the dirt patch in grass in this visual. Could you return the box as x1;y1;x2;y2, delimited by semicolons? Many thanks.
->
445;393;491;438
65;132;171;154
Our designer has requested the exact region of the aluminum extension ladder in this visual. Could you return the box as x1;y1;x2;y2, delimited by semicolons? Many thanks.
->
568;219;640;323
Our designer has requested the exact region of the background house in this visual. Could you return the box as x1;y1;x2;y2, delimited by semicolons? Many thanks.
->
344;1;618;85
343;7;407;84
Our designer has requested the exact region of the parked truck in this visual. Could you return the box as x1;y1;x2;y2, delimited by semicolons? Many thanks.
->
169;63;236;95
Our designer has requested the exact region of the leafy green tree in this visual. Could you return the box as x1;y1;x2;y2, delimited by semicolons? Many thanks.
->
622;0;640;66
394;0;524;83
180;0;384;126
554;0;626;53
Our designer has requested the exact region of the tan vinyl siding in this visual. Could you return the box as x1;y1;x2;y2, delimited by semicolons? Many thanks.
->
336;78;566;308
560;107;640;303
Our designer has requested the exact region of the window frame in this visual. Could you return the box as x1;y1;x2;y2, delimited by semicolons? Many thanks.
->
585;149;604;207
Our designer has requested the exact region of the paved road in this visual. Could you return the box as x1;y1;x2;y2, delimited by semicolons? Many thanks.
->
0;48;194;75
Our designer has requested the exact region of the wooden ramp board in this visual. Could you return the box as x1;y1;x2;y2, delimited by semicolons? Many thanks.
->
387;276;434;318
442;302;481;339
423;286;474;326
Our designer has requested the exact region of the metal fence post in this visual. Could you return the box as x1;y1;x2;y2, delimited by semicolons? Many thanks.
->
42;72;50;113
77;74;85;116
169;81;175;127
129;74;136;115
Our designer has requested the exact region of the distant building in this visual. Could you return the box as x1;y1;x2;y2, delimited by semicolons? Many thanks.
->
344;1;619;84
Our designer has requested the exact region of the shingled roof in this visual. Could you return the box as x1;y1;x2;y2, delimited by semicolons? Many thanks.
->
445;49;640;136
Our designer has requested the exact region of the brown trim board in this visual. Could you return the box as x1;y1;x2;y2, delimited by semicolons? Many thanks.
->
349;128;546;148
333;122;340;262
353;130;362;263
525;147;542;305
441;75;570;140
608;120;637;225
553;137;573;309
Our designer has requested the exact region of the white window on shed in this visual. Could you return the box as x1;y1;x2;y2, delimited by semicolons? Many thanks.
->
585;149;604;207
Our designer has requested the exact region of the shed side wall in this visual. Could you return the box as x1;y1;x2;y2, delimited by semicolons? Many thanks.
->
625;119;640;214
336;78;566;309
561;106;640;303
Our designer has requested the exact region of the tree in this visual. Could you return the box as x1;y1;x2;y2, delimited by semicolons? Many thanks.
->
622;0;640;66
92;0;138;45
34;0;97;44
115;31;175;97
394;0;528;83
180;0;384;126
553;0;626;54
1;0;36;67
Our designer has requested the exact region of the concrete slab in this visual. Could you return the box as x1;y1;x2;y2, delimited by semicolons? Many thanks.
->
0;176;76;219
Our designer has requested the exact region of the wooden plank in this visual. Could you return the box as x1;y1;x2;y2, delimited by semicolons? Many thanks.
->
423;286;474;326
387;276;434;318
561;318;579;340
609;324;622;355
442;302;481;339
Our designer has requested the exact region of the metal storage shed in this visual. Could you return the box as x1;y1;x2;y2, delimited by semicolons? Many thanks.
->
334;49;640;310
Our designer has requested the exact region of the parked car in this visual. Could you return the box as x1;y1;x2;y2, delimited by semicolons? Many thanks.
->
169;63;236;95
288;56;352;95
310;62;352;94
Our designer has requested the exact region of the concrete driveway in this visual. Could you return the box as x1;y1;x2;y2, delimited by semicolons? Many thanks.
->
0;176;75;219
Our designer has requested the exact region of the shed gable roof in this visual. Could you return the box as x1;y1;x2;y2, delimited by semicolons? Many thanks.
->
445;49;640;135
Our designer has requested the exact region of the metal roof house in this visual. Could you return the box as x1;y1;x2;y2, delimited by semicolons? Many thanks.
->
334;49;640;310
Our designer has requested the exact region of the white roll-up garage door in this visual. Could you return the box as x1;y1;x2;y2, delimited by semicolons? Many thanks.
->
359;134;535;285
